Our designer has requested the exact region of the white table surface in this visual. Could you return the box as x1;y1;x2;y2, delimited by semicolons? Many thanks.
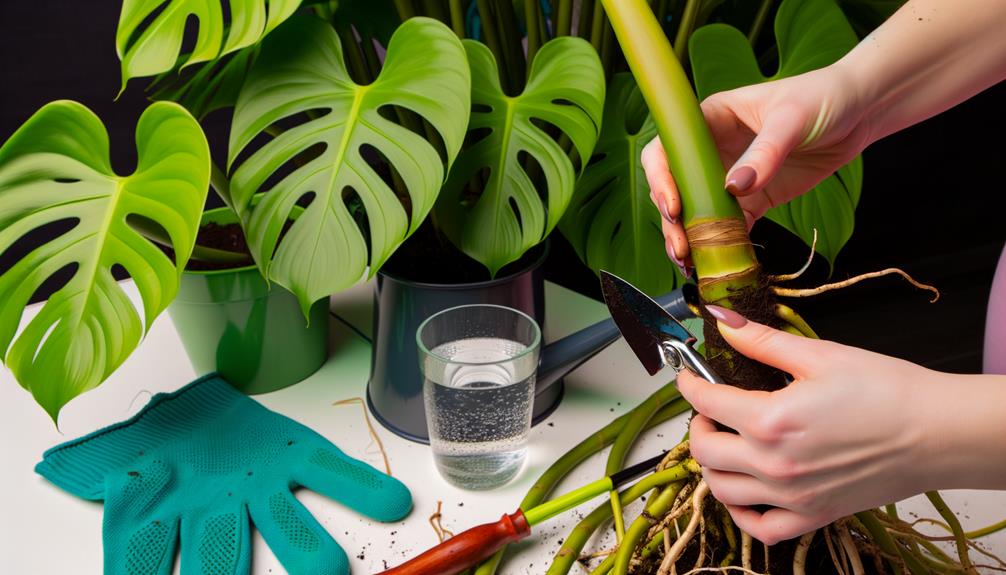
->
2;280;1004;574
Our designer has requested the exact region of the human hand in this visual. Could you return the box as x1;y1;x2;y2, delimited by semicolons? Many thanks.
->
677;305;945;545
642;64;874;269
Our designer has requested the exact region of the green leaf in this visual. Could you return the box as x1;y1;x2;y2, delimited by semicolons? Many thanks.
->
147;45;260;119
689;0;860;268
0;102;210;422
116;0;302;89
436;37;605;276
559;74;684;296
228;15;471;314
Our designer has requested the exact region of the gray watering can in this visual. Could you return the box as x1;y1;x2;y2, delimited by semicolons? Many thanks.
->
366;257;698;443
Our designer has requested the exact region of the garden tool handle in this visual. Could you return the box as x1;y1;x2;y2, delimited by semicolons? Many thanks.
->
376;510;531;575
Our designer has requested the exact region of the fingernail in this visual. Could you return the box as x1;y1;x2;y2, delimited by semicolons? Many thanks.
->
705;305;747;329
669;250;691;278
726;166;756;195
656;194;673;223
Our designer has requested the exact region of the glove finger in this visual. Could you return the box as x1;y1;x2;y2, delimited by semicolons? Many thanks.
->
294;446;412;522
103;514;180;575
103;459;180;575
248;490;349;575
179;504;251;575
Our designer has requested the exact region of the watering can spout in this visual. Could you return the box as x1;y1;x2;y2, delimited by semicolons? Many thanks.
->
535;283;698;396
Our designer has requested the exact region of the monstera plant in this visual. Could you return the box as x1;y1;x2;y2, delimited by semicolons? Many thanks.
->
0;0;887;423
0;4;472;420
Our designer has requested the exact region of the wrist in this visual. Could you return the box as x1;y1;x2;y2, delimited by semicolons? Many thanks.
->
918;372;1006;491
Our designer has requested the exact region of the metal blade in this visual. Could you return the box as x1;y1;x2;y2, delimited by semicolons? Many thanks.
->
600;271;696;376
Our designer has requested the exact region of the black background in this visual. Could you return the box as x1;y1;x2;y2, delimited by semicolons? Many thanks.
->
2;2;1003;373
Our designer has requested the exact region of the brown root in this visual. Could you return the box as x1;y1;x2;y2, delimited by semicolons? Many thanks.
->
332;397;393;476
772;267;940;303
428;500;454;543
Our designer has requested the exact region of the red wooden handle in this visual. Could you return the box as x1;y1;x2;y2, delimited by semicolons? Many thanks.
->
377;510;531;575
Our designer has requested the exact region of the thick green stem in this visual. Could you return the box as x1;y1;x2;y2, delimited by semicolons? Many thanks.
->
598;0;748;245
613;481;683;575
605;377;680;541
546;470;690;575
474;391;690;575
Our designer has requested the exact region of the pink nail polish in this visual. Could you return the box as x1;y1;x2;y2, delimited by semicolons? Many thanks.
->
656;194;673;222
705;305;747;328
726;166;756;195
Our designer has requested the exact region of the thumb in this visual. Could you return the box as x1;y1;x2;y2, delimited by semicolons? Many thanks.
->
705;305;824;379
725;109;806;198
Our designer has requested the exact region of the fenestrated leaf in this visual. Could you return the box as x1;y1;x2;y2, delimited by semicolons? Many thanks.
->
689;0;860;269
559;74;684;296
116;0;301;89
228;15;470;314
147;44;260;119
0;101;210;422
436;37;605;275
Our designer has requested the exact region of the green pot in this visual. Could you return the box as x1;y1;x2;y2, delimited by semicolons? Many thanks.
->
167;207;329;394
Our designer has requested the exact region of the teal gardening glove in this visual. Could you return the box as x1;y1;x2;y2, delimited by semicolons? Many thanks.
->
36;375;412;575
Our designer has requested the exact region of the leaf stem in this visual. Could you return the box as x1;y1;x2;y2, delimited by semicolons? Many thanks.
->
672;0;699;62
210;160;232;208
556;0;572;36
449;0;466;37
747;0;773;46
525;0;542;70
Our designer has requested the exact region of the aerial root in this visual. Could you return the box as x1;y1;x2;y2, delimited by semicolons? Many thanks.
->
657;481;711;575
772;267;940;303
768;229;818;283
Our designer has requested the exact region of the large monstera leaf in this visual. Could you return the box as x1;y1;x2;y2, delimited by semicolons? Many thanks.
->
228;16;471;314
690;0;861;270
437;37;605;275
560;74;684;296
116;0;301;89
0;102;210;421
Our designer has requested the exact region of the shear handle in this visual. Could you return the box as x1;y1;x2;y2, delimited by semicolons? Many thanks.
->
663;339;725;385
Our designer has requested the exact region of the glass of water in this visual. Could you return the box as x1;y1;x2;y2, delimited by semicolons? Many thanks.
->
417;304;541;490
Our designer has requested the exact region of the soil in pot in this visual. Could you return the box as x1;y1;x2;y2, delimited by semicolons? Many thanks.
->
382;219;546;284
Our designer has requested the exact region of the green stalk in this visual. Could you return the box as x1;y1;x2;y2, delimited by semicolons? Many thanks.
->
421;0;451;26
210;160;233;208
598;0;757;303
449;0;466;37
747;0;773;46
926;491;976;573
672;0;699;63
589;0;604;53
476;0;507;88
612;481;683;575
335;24;371;84
855;511;920;575
577;0;594;40
474;391;690;575
524;0;542;72
605;376;681;541
546;470;690;575
556;0;573;36
393;0;415;19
